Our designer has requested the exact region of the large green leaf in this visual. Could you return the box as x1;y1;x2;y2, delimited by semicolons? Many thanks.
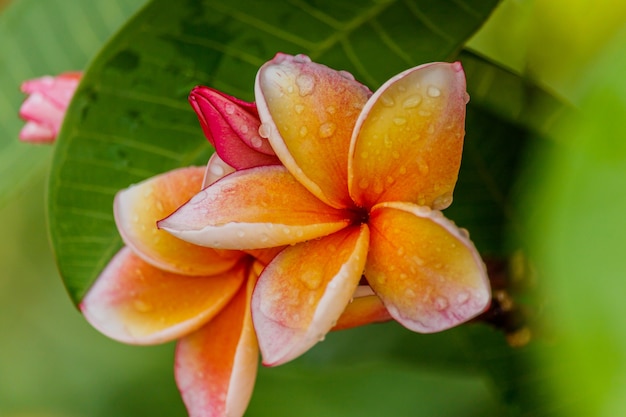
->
0;0;147;207
49;0;501;304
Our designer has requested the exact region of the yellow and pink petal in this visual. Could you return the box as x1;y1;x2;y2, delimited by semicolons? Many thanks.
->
332;286;392;331
159;165;354;250
175;263;259;417
115;167;243;276
365;202;490;333
349;62;468;209
255;53;371;209
252;224;369;366
80;247;246;345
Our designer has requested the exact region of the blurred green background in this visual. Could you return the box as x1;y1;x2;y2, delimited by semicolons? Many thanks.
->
2;0;626;416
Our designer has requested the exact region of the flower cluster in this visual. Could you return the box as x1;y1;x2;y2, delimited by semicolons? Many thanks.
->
21;53;491;417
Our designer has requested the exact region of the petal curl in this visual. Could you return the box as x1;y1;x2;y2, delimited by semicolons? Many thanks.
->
115;167;243;276
349;62;468;209
255;53;371;208
159;165;354;250
175;265;258;417
189;86;280;169
202;153;236;188
332;286;392;331
252;225;369;366
81;247;246;345
366;202;490;333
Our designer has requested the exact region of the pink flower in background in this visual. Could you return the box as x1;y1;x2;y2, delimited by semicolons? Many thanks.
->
18;72;81;143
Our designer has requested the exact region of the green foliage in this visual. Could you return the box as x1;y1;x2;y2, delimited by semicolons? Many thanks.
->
0;0;147;207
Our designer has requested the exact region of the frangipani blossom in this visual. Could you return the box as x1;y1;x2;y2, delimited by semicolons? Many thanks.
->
161;54;491;366
81;166;280;417
19;72;81;143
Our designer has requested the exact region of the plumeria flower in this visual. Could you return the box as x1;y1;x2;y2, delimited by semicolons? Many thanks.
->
80;84;388;417
160;53;491;366
18;72;81;143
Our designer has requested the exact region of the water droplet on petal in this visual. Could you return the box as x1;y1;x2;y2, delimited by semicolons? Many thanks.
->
402;94;422;108
393;117;407;126
432;192;453;210
434;296;449;311
427;85;441;97
237;230;246;238
224;103;235;115
240;124;249;134
417;157;429;175
405;288;416;298
299;126;308;137
457;291;470;304
412;256;425;266
296;74;315;96
189;191;207;205
339;70;355;81
155;199;164;212
293;54;312;63
258;123;271;138
133;299;153;313
358;178;369;189
360;151;369;159
318;122;336;138
396;247;405;256
294;104;305;114
250;136;264;148
392;151;400;159
464;92;470;104
300;270;322;290
380;94;395;107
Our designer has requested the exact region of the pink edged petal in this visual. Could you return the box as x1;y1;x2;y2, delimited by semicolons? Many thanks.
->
366;202;490;333
189;86;280;169
349;62;468;209
159;165;354;250
80;247;246;345
20;72;81;106
19;92;65;128
332;286;392;331
255;53;371;209
202;153;236;188
19;121;56;143
175;263;259;417
115;167;243;276
252;224;369;366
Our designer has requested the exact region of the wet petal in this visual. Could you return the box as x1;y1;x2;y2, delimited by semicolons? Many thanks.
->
366;202;490;333
255;53;371;208
252;225;369;366
202;153;236;188
175;266;258;417
332;286;392;331
115;167;243;276
189;86;280;169
159;165;353;250
80;247;246;344
349;62;467;209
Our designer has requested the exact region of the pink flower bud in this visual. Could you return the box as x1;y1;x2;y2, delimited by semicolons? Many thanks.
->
19;72;81;143
189;86;280;169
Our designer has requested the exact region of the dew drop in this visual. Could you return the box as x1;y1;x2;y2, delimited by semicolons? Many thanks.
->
393;117;407;126
250;136;264;148
189;191;207;205
296;74;315;96
339;70;355;81
412;255;425;266
240;124;249;134
258;123;271;138
358;178;369;189
318;122;336;138
392;151;400;159
396;246;405;256
293;54;312;63
434;296;449;311
380;94;395;107
402;94;422;109
294;104;305;114
300;270;322;290
286;85;294;94
457;291;470;304
404;288;416;298
427;85;441;98
299;126;308;137
427;124;435;134
237;230;246;238
416;157;429;175
432;192;453;210
399;273;408;280
155;199;164;212
133;299;153;313
464;92;470;104
326;105;336;114
399;166;407;175
224;103;235;115
360;151;369;159
132;214;139;223
386;175;395;184
377;274;386;284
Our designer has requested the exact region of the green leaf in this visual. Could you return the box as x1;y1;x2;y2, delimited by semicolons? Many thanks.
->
49;0;501;304
0;0;148;208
